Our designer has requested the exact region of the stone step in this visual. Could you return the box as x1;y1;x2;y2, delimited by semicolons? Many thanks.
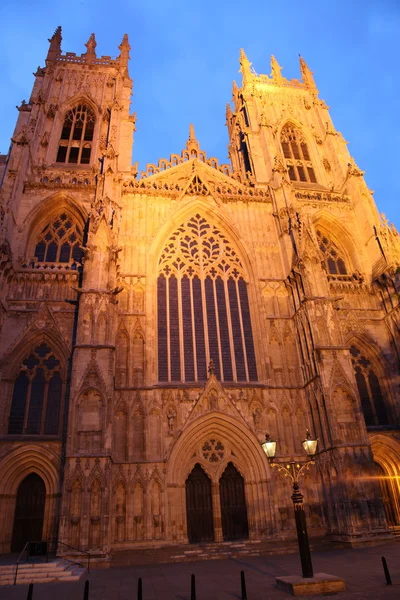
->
0;559;70;573
0;562;85;586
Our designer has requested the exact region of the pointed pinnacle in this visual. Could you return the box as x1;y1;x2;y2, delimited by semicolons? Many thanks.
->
299;55;317;89
189;123;196;141
119;33;130;51
270;55;283;83
49;25;62;42
239;49;253;86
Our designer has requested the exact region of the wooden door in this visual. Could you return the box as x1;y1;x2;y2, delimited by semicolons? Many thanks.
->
220;462;249;541
11;473;46;552
186;464;214;543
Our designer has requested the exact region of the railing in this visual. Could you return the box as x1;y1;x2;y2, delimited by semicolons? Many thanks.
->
14;540;32;585
49;539;91;574
13;539;91;585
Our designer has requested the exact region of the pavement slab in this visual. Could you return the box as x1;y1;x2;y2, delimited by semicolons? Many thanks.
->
0;541;400;599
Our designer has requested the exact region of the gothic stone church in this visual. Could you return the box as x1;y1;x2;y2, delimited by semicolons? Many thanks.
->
0;28;399;558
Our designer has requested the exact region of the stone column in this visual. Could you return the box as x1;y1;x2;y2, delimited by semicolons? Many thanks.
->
211;482;223;542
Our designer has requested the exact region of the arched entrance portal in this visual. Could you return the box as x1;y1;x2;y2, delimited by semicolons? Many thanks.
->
11;473;46;552
220;462;249;541
376;462;399;527
186;464;214;543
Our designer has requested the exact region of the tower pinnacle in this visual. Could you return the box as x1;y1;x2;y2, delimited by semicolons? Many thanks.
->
47;26;62;61
239;49;253;86
118;33;131;66
299;55;317;91
270;55;283;84
186;124;200;153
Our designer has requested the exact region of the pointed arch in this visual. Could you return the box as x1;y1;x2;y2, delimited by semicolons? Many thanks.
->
22;193;87;266
370;433;400;526
132;330;144;386
153;208;259;384
312;210;362;274
2;332;68;437
167;412;270;486
95;312;108;345
149;200;255;281
279;121;317;184
346;335;392;427
56;102;96;165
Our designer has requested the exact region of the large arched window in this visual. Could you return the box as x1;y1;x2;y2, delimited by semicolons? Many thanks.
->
281;124;317;183
8;343;64;435
350;345;389;427
56;104;95;165
157;214;257;383
33;212;84;266
316;230;348;276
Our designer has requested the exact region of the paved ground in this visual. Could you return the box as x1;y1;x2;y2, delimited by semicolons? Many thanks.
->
1;541;400;600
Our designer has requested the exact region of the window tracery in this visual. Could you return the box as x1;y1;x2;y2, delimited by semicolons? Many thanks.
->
350;345;389;426
281;125;317;183
157;214;257;383
8;343;64;435
33;212;84;266
56;104;95;165
316;230;348;277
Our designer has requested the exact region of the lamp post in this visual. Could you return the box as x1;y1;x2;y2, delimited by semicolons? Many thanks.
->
262;431;318;579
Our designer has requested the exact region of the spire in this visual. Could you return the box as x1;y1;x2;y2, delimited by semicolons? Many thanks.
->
47;26;62;61
270;55;284;84
299;55;317;91
226;102;233;123
118;33;130;66
232;80;239;100
239;48;253;86
85;33;97;63
186;124;200;153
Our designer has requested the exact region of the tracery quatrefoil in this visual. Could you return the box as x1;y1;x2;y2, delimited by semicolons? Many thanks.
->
158;214;243;279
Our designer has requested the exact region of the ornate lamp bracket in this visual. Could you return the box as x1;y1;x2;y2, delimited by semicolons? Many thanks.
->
269;458;315;485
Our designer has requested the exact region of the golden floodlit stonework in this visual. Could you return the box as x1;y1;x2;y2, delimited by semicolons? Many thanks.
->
0;29;399;560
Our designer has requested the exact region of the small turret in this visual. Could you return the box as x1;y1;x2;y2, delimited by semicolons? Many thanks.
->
299;55;317;91
47;26;62;61
239;49;253;87
186;123;200;154
118;34;131;67
270;55;284;84
85;33;97;63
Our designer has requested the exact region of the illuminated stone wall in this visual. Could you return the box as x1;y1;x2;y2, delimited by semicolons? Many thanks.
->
0;31;399;556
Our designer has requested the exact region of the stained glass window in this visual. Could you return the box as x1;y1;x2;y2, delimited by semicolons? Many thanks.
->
157;214;257;383
8;343;64;435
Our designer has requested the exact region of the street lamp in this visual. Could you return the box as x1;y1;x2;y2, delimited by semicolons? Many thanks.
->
262;431;318;579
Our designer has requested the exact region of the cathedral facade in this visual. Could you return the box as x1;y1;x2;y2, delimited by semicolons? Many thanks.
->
0;28;399;559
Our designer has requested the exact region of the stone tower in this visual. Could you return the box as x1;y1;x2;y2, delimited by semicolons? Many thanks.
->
0;33;399;559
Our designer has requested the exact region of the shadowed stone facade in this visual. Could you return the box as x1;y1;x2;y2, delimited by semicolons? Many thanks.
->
0;28;399;559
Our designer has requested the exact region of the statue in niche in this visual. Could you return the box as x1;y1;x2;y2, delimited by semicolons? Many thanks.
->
167;409;176;435
253;407;261;428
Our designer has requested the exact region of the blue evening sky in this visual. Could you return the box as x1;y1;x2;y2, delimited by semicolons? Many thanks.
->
0;0;399;228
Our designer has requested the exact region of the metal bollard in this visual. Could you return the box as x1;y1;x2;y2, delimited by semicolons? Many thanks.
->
137;577;143;600
83;579;90;600
27;583;34;600
241;570;247;600
381;556;392;585
191;573;196;600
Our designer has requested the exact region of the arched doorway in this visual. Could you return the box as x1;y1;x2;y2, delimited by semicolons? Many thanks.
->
186;464;214;543
11;474;46;552
220;462;249;541
376;462;399;527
